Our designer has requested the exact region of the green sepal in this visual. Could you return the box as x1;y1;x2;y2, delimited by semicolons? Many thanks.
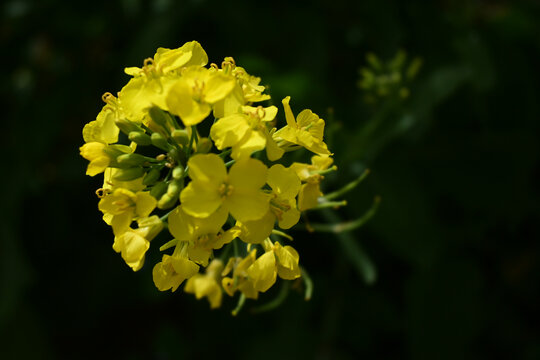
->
171;129;189;146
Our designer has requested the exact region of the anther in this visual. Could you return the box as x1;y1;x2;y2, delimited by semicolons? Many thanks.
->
95;188;110;198
143;58;154;67
101;92;114;103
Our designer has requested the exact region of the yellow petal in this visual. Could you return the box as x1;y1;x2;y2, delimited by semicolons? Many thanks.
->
267;164;301;199
274;243;301;280
187;153;227;185
265;129;284;161
298;183;321;211
228;158;267;190
247;251;277;292
171;256;200;280
237;211;275;244
231;130;266;160
210;114;250;150
180;182;222;218
135;191;157;218
278;207;300;229
226;189;269;222
281;96;296;127
86;156;110;176
168;205;197;241
204;73;236;104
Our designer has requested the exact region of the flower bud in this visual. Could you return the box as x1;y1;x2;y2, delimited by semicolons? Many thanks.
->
149;181;168;199
117;153;147;167
143;168;161;186
171;129;190;146
166;179;182;197
115;118;142;135
148;106;170;128
112;167;145;181
151;132;171;151
172;166;184;180
128;131;152;146
157;193;176;210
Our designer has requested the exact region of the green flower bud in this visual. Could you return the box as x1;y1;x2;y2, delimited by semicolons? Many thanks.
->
143;168;161;186
166;179;183;197
128;131;152;146
112;167;145;181
171;129;190;146
172;166;184;180
115;118;142;135
151;132;171;151
149;181;168;199
117;153;147;167
148;106;170;128
157;193;177;210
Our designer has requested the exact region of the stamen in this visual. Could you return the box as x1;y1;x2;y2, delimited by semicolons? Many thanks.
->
101;92;114;103
143;58;154;67
95;188;110;198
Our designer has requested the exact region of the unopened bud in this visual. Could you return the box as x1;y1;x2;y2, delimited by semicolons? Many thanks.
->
172;166;184;180
171;129;189;146
149;181;168;199
128;131;152;146
148;106;170;128
143;168;161;186
112;167;145;181
115;118;142;135
157;193;177;210
117;153;147;167
151;132;171;151
166;179;183;197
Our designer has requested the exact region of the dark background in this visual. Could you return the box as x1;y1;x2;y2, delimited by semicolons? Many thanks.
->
2;0;540;359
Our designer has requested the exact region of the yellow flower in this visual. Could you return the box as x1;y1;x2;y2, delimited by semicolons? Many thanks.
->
291;155;334;211
246;240;301;292
210;105;284;161
125;41;208;76
231;65;271;103
120;41;209;124
166;66;236;126
168;205;239;266
79;142;111;176
184;259;224;309
153;242;200;292
273;96;331;156
237;164;301;244
82;107;119;145
112;215;163;271
180;154;270;222
221;250;259;299
98;188;157;236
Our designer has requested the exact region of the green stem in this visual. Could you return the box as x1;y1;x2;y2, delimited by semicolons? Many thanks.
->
251;281;290;313
231;293;246;316
306;196;380;233
271;229;293;241
307;200;347;211
301;266;313;300
323;169;370;201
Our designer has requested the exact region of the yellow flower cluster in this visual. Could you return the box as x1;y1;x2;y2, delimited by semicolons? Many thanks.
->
80;41;338;311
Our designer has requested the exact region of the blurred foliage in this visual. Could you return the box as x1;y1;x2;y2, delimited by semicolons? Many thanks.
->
2;0;540;359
